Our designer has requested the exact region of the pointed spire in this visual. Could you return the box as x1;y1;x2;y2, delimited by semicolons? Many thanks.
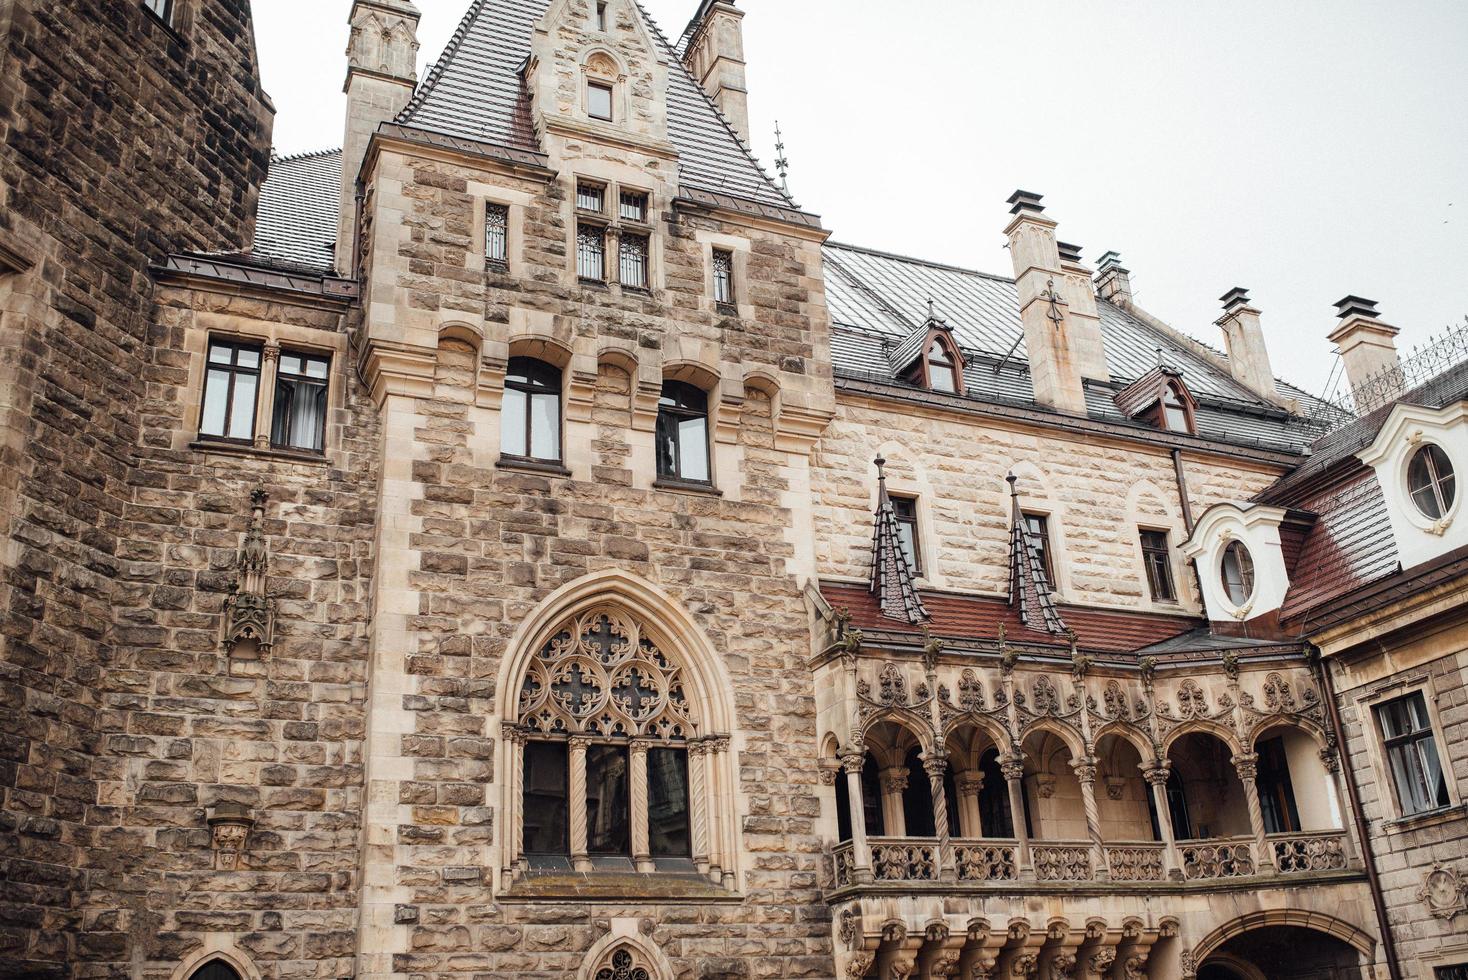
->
1007;474;1067;635
870;456;929;625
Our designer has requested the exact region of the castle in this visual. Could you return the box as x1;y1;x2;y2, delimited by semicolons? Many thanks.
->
1;1;1465;978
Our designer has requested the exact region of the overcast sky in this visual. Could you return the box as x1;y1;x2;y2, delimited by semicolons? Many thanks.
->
254;0;1468;398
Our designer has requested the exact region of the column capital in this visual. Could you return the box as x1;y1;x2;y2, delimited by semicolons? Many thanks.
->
1231;751;1260;780
878;766;909;795
1142;762;1171;787
999;755;1026;782
262;342;281;362
839;747;865;774
630;737;654;753
568;735;592;751
921;754;948;779
956;770;986;794
1071;756;1099;783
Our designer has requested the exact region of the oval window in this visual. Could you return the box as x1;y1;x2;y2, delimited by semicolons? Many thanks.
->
1407;444;1456;520
1220;540;1255;606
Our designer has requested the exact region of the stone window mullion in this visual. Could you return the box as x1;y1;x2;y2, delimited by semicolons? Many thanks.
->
252;344;280;450
688;739;711;877
569;736;592;871
630;738;653;872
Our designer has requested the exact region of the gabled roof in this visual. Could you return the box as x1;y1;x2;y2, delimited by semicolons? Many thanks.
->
1007;475;1067;635
1113;364;1197;421
395;0;799;214
253;149;342;273
869;458;929;625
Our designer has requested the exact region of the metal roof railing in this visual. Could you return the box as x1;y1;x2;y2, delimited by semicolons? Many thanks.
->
1301;316;1468;434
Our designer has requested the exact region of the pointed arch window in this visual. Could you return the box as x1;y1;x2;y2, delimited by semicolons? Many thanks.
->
926;337;960;393
188;962;242;980
1161;383;1193;433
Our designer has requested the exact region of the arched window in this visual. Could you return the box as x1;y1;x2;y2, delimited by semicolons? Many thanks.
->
189;962;243;980
1220;541;1255;606
502;357;562;462
926;338;959;393
1161;383;1193;433
595;948;651;980
655;381;710;484
1407;443;1455;520
515;607;698;873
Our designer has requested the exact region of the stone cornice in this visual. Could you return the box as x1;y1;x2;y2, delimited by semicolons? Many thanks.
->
367;123;556;183
151;254;358;309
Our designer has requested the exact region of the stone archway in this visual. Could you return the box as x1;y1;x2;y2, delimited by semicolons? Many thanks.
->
1196;920;1373;980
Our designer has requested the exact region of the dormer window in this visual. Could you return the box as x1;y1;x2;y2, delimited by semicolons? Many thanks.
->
1407;444;1456;520
927;338;959;393
1221;541;1255;606
1113;369;1197;435
588;80;613;121
1161;384;1192;432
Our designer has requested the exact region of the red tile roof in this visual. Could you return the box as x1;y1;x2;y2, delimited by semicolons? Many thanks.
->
821;582;1201;655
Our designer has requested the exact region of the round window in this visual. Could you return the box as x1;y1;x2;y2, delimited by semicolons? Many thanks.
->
1407;443;1456;520
1220;540;1255;606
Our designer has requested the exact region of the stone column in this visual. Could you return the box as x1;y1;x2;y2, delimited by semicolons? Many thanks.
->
568;736;592;872
687;739;711;878
1232;752;1274;875
955;770;985;838
923;753;954;881
710;735;736;888
1000;753;1032;879
253;342;280;449
1072;756;1109;881
841;748;873;883
504;727;528;884
879;766;909;837
1143;763;1182;880
630;739;653;872
1320;746;1359;867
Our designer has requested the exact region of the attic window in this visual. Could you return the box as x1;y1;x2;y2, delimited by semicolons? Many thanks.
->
588;81;613;121
927;338;958;393
1407;443;1456;520
1161;384;1192;433
1221;540;1255;606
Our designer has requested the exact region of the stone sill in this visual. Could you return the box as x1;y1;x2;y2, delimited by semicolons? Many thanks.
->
653;478;722;497
497;455;572;477
1382;802;1467;835
190;439;328;466
501;870;741;904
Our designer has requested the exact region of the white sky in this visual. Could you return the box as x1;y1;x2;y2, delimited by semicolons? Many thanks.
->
254;0;1468;398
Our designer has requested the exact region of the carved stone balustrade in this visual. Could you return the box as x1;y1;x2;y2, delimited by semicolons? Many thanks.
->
1031;842;1093;882
1270;831;1349;874
953;840;1018;881
871;838;939;882
1104;843;1167;883
1179;837;1256;880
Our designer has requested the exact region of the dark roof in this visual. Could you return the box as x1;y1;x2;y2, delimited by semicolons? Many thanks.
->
1279;470;1399;625
395;0;798;213
253;149;342;273
1008;477;1067;635
821;582;1199;656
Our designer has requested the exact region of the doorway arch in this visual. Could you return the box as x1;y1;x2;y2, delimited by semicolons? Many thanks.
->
1193;912;1375;980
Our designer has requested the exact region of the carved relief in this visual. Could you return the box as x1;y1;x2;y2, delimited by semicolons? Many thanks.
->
1418;864;1468;920
207;802;254;871
222;489;276;656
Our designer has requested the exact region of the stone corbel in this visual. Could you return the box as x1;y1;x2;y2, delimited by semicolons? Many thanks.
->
359;340;437;407
773;403;837;455
207;802;254;870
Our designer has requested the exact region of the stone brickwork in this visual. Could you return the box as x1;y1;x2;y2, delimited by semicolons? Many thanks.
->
0;1;273;974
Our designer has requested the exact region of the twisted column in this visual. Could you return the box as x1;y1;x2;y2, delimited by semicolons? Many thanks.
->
687;739;711;877
840;747;873;882
568;736;591;871
505;726;527;884
1000;752;1032;879
923;752;955;881
1232;752;1274;875
630;738;653;872
1071;756;1109;881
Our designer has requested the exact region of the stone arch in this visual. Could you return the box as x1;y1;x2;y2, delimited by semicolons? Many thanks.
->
1018;716;1086;759
942;715;1012;763
169;945;261;980
1160;718;1243;756
1190;909;1376;966
580;45;628;81
437;320;483;353
662;358;720;393
577;930;675;980
597;344;639;376
508;334;573;370
861;711;933;762
1092;720;1153;761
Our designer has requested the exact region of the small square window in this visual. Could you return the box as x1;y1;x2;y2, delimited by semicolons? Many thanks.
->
142;0;174;26
619;190;648;223
576;183;605;213
588;81;613;121
485;203;509;266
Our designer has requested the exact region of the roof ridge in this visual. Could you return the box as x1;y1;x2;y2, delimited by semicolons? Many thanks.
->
396;0;489;129
270;147;343;164
825;240;1016;284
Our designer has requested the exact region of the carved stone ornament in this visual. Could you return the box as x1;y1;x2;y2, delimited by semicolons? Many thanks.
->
207;802;254;870
222;489;276;655
1417;864;1468;920
839;907;861;949
594;948;652;980
846;952;876;980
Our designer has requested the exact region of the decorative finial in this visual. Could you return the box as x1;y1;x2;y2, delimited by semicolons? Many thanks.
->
1042;278;1066;328
774;121;790;194
875;456;887;482
1006;472;1019;496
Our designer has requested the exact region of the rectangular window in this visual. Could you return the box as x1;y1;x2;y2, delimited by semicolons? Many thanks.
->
269;351;330;453
619;190;648;222
485;203;509;266
1256;736;1301;834
713;249;734;307
576;183;605;213
576;224;606;282
1375;692;1451;815
588;82;613;121
1023;512;1055;585
143;0;174;25
891;496;922;576
522;741;569;855
1435;966;1468;980
586;743;630;856
596;0;608;30
656;382;710;484
619;233;649;289
199;340;261;442
647;748;691;859
1140;529;1176;602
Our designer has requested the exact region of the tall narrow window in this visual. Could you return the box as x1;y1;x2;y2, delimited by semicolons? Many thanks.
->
1435;966;1468;980
891;495;922;576
619;233;649;289
647;748;691;859
655;381;710;484
200;340;261;442
1023;512;1054;585
522;740;570;857
619;190;648;222
1140;529;1176;602
586;743;630;856
712;249;735;308
501;357;562;462
588;81;613;121
1220;541;1255;606
596;0;608;30
1255;736;1301;834
926;338;959;393
270;351;330;453
577;224;606;282
1375;692;1450;815
1161;384;1192;433
576;183;606;213
143;0;174;26
485;203;509;267
1407;444;1456;520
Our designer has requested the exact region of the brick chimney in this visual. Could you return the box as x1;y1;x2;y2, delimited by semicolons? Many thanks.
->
1215;287;1277;400
1094;251;1133;305
1004;191;1087;415
681;0;749;144
1328;296;1401;411
337;0;421;274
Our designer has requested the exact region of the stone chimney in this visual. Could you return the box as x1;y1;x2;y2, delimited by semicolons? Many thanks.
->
1004;191;1087;415
681;0;749;144
1055;241;1110;382
1328;296;1401;411
1215;287;1277;400
337;0;421;274
1094;251;1133;305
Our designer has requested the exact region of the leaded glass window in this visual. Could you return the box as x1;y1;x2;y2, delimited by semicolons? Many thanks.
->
577;224;606;281
485;203;509;266
712;249;734;307
595;949;650;980
619;233;648;289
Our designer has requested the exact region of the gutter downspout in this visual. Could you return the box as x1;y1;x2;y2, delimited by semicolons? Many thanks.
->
1315;649;1403;980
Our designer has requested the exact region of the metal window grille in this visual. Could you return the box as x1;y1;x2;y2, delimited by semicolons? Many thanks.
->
1140;529;1176;602
619;234;648;289
713;249;734;305
1435;966;1468;980
485;203;509;264
576;225;605;281
1376;692;1451;815
619;191;647;222
143;0;174;25
576;184;605;213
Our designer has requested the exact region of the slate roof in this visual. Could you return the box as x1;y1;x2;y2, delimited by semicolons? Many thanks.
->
1007;476;1067;635
253;149;342;273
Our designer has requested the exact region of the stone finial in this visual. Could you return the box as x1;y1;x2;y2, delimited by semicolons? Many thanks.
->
207;802;254;870
223;488;276;657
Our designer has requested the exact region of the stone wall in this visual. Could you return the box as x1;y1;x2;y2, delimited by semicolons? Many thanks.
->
0;1;273;973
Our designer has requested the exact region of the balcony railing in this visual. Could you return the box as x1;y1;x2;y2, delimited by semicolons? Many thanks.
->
1032;842;1092;882
953;840;1018;881
1271;831;1348;874
1179;837;1256;880
871;838;938;882
1105;842;1167;882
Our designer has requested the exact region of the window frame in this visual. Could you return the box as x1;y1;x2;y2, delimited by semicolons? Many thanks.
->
485;201;510;269
1139;528;1178;603
142;0;175;26
500;356;564;465
1373;689;1453;818
587;80;614;122
269;349;331;454
925;336;960;393
1220;539;1255;607
890;494;923;577
618;231;649;291
619;189;649;223
576;222;607;283
655;380;712;486
712;248;736;311
576;182;607;215
1160;383;1195;434
1406;442;1456;521
1022;511;1055;586
198;339;263;444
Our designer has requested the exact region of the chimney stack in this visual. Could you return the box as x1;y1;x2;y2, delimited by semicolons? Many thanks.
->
1004;191;1088;415
1094;251;1133;305
1215;287;1277;400
1055;241;1110;382
337;0;421;274
1328;296;1401;411
681;1;749;144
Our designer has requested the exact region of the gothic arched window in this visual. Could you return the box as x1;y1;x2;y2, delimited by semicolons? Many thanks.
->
926;337;960;393
596;948;651;980
189;962;242;980
1161;383;1193;433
